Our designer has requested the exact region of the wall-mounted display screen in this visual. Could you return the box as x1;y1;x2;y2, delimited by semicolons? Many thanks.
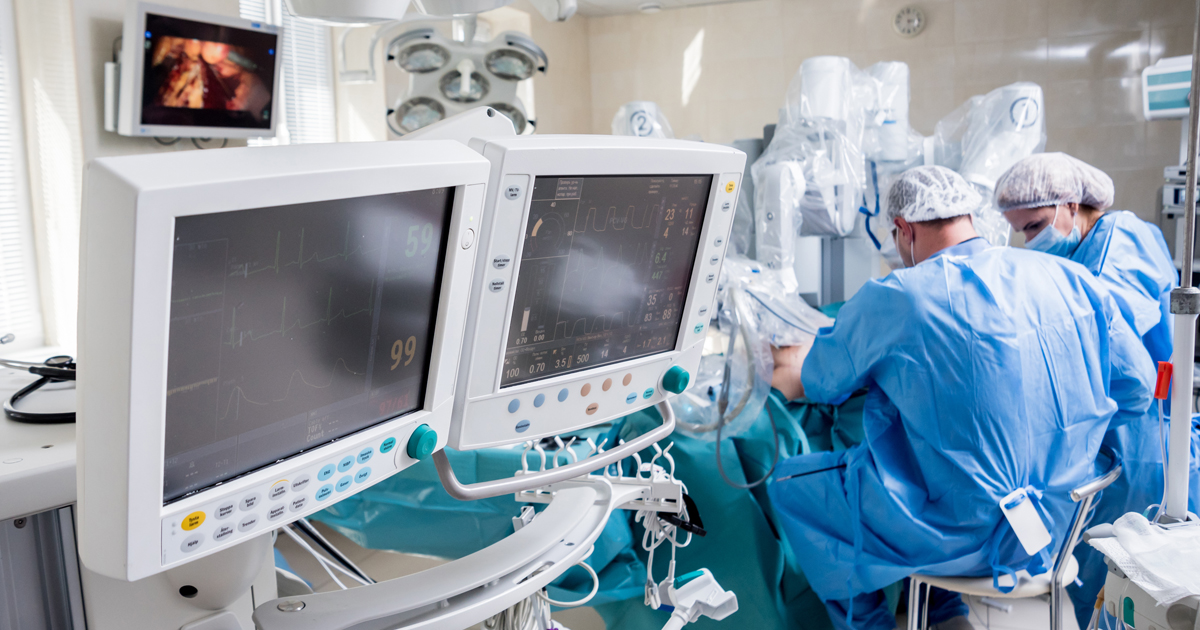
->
501;175;711;387
140;13;278;130
163;188;454;503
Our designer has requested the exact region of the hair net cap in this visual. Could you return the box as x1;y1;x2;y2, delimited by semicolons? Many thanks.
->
994;152;1114;212
886;165;982;223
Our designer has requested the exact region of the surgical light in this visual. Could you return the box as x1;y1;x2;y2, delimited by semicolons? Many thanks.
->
485;49;535;81
395;96;446;132
439;68;490;102
397;42;450;73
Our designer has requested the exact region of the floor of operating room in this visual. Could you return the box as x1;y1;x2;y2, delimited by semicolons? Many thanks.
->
275;522;1082;630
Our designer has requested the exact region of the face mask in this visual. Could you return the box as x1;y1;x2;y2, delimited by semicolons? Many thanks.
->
880;234;904;270
891;227;915;269
1024;205;1080;257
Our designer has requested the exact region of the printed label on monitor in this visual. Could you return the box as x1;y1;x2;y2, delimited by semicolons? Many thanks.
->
501;175;712;387
162;188;454;504
140;13;278;130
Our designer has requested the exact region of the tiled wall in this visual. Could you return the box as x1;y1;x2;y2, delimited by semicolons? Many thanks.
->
582;0;1196;222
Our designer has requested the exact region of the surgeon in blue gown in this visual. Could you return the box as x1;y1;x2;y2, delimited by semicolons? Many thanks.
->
768;165;1155;630
998;152;1200;628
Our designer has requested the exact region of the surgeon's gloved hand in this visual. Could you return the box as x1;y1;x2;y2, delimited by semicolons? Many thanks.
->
771;342;812;402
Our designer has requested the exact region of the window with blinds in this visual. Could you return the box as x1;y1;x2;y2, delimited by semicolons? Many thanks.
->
0;0;44;348
240;0;336;145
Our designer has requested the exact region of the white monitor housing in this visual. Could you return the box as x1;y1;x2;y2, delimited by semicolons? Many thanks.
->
451;136;745;450
116;2;282;138
77;141;489;581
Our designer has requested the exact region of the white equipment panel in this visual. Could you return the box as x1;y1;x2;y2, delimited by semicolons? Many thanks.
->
451;136;745;450
77;141;489;581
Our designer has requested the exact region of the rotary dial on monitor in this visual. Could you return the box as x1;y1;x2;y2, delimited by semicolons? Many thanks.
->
893;6;926;38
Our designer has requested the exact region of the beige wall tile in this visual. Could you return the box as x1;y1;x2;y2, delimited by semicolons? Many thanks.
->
954;0;1049;44
954;38;1048;85
1046;0;1146;37
1150;25;1195;63
1046;31;1149;82
1109;167;1169;222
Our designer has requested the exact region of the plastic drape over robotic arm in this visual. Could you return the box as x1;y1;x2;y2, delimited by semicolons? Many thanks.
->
612;101;675;139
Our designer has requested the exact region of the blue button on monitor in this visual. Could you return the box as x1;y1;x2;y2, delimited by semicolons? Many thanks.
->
380;437;396;454
315;485;333;501
355;467;372;484
534;394;545;407
643;388;654;399
626;392;638;404
508;399;520;413
318;464;335;481
337;456;354;472
357;447;373;464
336;476;353;492
558;388;569;402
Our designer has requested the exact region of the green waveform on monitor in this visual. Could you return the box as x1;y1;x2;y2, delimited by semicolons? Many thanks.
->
225;280;376;348
216;357;366;420
235;223;383;278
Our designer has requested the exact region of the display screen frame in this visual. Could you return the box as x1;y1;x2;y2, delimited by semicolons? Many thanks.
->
120;3;283;139
497;174;713;389
160;187;456;506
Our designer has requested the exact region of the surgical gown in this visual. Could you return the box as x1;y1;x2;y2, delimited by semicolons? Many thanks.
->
768;237;1154;629
1066;210;1200;626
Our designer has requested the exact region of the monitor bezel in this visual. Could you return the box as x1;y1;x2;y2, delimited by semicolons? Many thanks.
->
118;2;283;139
77;142;489;580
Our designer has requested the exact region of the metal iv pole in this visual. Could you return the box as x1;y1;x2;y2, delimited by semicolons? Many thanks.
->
1164;0;1200;523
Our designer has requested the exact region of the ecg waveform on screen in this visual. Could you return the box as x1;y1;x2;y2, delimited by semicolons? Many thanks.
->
217;357;365;421
233;225;384;278
223;284;375;348
570;204;659;233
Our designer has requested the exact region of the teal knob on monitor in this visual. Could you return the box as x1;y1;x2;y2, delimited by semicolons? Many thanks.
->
407;424;437;460
662;366;690;394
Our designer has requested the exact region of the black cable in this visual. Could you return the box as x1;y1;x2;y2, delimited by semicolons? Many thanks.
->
290;518;375;584
715;397;780;489
191;137;229;150
154;137;182;146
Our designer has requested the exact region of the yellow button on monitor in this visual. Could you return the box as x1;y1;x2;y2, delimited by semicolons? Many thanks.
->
182;511;206;531
725;181;735;193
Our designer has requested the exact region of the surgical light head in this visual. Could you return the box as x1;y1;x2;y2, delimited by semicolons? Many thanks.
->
994;152;1114;213
885;165;981;224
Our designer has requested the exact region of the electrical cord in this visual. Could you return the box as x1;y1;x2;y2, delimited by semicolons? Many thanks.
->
535;561;599;608
191;137;229;150
154;136;182;146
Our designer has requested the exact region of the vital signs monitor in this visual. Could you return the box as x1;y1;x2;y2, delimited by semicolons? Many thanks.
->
76;141;489;581
451;136;746;450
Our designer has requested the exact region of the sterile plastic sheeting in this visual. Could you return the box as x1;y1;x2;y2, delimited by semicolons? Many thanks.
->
1100;511;1200;605
753;161;805;281
310;431;645;608
925;82;1046;246
863;62;911;164
752;56;871;238
612;101;674;138
673;256;834;440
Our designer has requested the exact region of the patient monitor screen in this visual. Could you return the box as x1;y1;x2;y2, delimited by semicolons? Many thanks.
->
163;189;454;503
502;175;712;387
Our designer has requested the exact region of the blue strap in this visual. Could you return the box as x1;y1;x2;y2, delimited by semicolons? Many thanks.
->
858;161;882;250
846;455;864;625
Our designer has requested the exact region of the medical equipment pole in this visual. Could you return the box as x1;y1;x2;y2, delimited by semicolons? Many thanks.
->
1164;0;1200;523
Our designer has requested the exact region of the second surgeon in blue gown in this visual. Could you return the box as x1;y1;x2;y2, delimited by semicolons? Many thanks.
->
768;165;1155;630
998;152;1200;628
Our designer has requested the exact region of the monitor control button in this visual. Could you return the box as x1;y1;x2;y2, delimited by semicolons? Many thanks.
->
508;399;520;413
316;485;334;501
240;494;261;511
558;388;569;402
182;511;205;531
461;228;475;249
336;476;353;492
533;393;545;407
643;388;655;399
493;254;511;269
662;366;691;394
215;502;236;520
515;419;531;433
355;468;372;484
586;403;599;415
407;425;437;460
380;437;397;454
625;392;637;404
338;456;354;473
269;482;288;501
721;201;731;211
622;373;632;386
705;273;715;283
267;504;287;522
237;515;259;533
580;383;591;396
490;279;505;292
694;323;705;334
213;525;235;542
318;465;336;481
290;496;308;512
291;475;311;492
602;378;612;392
505;185;521;200
710;256;719;265
714;237;724;247
698;306;709;317
357;447;373;464
181;534;204;553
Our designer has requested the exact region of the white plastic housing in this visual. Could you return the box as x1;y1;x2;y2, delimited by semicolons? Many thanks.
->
117;3;283;139
77;141;490;581
451;136;745;450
